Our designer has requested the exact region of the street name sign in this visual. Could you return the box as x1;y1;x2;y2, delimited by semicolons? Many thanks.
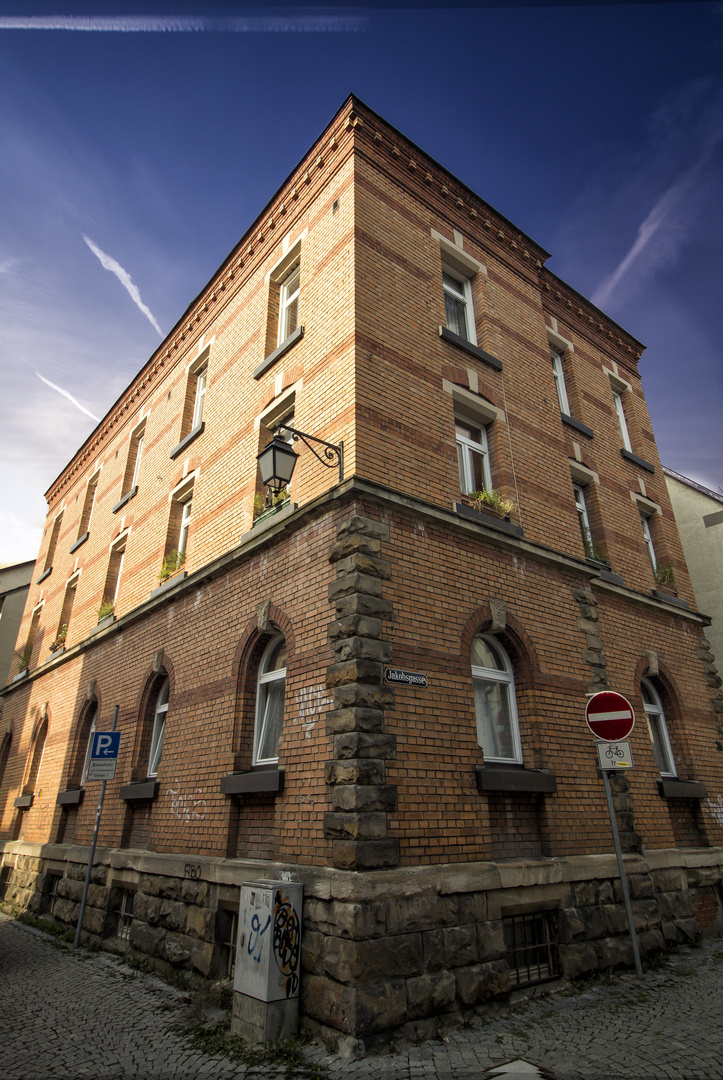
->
585;691;635;741
86;731;121;781
384;668;428;688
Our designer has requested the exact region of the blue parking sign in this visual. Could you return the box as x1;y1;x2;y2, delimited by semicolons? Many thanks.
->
90;731;121;760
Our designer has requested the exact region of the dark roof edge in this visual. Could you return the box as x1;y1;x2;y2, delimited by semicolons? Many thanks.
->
663;466;723;504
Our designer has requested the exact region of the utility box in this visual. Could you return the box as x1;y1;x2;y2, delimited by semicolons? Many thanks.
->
232;879;303;1044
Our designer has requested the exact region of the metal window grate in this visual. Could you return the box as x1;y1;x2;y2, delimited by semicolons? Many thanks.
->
224;909;239;979
48;873;63;913
116;889;135;941
503;911;559;988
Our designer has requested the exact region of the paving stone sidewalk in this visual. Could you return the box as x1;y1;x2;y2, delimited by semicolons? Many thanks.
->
1;912;722;1080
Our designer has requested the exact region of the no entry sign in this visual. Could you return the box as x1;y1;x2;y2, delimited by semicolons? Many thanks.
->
585;690;635;741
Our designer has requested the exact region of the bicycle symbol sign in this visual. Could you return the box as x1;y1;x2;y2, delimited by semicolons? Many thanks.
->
596;740;634;770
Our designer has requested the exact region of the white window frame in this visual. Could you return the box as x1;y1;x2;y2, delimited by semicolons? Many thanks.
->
613;390;632;452
130;427;145;490
178;498;192;556
471;634;522;765
641;678;676;777
551;349;570;416
253;635;287;766
443;265;477;345
278;263;300;346
148;677;170;777
574;484;592;551
641;515;657;572
456;421;492;495
191;366;207;429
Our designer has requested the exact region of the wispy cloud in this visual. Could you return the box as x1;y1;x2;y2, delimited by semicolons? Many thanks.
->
591;87;723;310
83;235;163;334
33;370;101;422
0;15;367;33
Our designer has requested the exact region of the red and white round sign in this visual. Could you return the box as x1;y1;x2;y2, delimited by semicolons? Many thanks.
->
585;690;635;741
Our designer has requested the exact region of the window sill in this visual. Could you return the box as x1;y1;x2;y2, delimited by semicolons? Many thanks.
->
240;501;297;544
14;794;34;809
150;570;188;599
253;325;304;380
652;588;689;609
475;765;557;795
91;614;116;635
585;559;624;585
620;449;655;474
112;486;137;514
120;780;160;802
453;501;524;538
169;421;205;460
561;414;594;439
36;567;52;585
69;532;89;554
11;668;29;684
220;769;285;795
657;778;707;800
57;788;84;806
438;326;502;371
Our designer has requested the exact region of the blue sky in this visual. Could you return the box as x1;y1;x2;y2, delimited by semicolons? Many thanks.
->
1;1;721;564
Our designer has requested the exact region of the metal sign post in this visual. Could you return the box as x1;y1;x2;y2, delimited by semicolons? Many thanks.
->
586;692;644;981
73;705;119;950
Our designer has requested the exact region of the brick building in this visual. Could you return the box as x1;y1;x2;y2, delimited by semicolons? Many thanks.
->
1;95;722;1054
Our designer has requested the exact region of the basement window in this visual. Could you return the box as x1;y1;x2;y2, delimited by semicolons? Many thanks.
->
503;911;559;988
115;889;135;941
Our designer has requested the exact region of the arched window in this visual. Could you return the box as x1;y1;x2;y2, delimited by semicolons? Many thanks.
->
0;733;11;792
26;719;48;794
253;636;287;765
148;677;170;777
641;678;676;777
79;703;98;785
471;634;522;764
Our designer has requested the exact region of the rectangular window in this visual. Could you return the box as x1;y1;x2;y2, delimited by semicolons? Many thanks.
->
551;349;570;415
76;473;99;541
121;421;146;498
574;485;593;552
456;421;491;495
163;477;195;577
55;576;78;650
43;512;63;574
115;889;135;941
278;263;300;345
178;498;192;557
102;536;127;613
443;266;476;344
503;912;559;988
613;391;632;452
641;515;657;573
191;366;207;429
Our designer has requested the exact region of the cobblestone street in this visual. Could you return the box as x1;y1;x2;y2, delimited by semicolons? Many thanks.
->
2;913;722;1079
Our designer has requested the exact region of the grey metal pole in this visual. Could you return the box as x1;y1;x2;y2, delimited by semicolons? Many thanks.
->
601;766;644;979
73;705;118;950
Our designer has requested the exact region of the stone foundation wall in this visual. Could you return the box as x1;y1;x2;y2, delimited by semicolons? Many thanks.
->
2;844;722;1055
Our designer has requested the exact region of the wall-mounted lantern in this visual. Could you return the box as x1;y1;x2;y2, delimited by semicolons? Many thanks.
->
256;424;343;503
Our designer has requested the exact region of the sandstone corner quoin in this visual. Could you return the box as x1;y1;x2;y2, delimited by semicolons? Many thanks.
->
1;95;723;1056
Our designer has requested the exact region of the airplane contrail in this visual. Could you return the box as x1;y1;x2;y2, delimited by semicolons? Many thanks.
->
83;235;163;335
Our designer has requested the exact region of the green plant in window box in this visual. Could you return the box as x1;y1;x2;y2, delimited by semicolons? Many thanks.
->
253;486;289;522
584;536;611;567
49;625;67;653
159;550;186;583
469;488;515;519
14;640;33;671
97;599;116;622
654;560;676;590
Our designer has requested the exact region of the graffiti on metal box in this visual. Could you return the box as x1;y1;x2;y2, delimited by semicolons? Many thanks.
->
273;888;301;997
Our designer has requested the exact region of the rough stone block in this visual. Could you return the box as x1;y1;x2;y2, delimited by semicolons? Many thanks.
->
333;683;394;709
52;898;79;926
333;732;396;760
335;553;392;580
422;929;444;971
333;593;394;621
328;535;383;562
324;758;386;786
604;904;629;935
677;918;701;942
326;707;385;735
323;934;422;984
454;960;509;1006
330;784;397;812
634;898;661;931
595;936;633;970
597;881;614;905
180;879;208;905
304;899;386;940
328;574;383;601
334;637;393;663
558;908;585;944
326;659;383;688
332;839;400;870
652;868;686;893
58;878;83;903
582;905;607;940
657;891;693;921
477;921;505;962
406;971;456;1019
302;930;325;975
87;883;109;909
130;921;166;956
81;906;106;936
159;932;191;967
190;939;215;977
328;614;384;642
323;811;388;841
386;896;458;935
458;892;488;923
559;942;599;979
661;920;681;944
442;925;478;967
302;975;406;1037
186;905;215;941
336;515;390;543
639;929;666;957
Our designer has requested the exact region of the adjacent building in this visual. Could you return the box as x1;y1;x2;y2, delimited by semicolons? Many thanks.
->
1;96;722;1055
0;561;35;689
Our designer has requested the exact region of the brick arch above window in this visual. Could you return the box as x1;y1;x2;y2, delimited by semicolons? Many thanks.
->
127;656;176;783
67;697;99;789
459;605;541;688
230;605;295;761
